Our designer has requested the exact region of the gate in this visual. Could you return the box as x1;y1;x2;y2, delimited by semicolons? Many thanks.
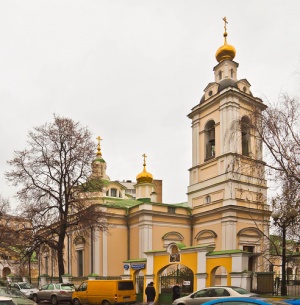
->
159;267;194;304
135;275;144;302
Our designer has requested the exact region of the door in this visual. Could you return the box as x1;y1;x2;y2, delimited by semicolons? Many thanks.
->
75;282;88;305
39;284;55;300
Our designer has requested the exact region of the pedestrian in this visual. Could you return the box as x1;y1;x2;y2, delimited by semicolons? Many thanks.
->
145;281;156;305
172;283;180;301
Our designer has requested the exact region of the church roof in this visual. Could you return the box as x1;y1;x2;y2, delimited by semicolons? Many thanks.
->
199;78;253;105
101;198;188;209
218;78;238;92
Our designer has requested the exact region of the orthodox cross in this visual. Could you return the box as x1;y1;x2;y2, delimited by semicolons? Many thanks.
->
142;153;147;167
222;16;228;42
96;136;102;157
223;16;228;32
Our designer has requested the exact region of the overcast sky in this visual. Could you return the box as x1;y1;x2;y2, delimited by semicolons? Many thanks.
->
1;1;300;209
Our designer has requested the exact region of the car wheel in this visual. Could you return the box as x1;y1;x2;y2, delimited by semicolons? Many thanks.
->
51;295;58;305
102;301;110;305
33;294;39;303
73;299;81;305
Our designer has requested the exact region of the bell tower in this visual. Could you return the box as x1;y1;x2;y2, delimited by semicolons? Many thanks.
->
187;18;270;259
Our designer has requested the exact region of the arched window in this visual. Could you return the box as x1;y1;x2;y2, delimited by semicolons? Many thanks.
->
241;116;251;156
162;232;184;248
195;230;217;246
205;120;216;160
111;188;117;197
167;244;181;262
218;71;222;80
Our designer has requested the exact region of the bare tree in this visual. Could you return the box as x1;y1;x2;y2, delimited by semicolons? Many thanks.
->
0;195;14;251
5;115;107;279
256;95;300;186
253;94;300;239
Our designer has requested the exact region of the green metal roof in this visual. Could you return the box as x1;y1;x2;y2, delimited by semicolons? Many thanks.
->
207;249;247;256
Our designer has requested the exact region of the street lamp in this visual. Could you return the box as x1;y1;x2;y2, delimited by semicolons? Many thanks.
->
271;209;297;296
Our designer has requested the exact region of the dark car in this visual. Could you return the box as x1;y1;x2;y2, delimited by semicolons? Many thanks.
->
32;283;75;305
172;286;258;305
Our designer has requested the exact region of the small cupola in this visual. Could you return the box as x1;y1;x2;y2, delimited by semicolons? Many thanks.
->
136;153;153;184
215;17;236;63
90;136;110;181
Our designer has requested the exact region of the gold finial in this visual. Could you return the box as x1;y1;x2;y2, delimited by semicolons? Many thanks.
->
136;153;153;184
215;16;236;63
142;153;147;167
96;136;102;157
223;17;228;42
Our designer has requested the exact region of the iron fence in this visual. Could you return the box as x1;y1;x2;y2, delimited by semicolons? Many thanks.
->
273;273;300;296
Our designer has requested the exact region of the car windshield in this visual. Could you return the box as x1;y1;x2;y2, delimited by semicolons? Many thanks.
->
19;284;34;289
231;287;250;294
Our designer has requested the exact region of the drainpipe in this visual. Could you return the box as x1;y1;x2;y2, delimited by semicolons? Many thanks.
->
125;208;130;260
91;226;94;273
38;248;41;287
189;209;193;246
67;234;70;274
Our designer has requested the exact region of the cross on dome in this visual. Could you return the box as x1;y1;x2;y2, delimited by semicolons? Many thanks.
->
215;17;236;63
96;136;102;157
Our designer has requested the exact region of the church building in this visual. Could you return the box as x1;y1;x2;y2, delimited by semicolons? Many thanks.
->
39;19;271;297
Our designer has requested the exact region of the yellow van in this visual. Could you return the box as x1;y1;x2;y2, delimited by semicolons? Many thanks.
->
72;280;136;305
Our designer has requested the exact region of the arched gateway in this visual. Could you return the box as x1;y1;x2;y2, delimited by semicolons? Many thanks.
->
123;243;254;303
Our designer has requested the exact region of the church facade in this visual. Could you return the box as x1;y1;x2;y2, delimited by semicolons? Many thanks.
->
39;20;271;295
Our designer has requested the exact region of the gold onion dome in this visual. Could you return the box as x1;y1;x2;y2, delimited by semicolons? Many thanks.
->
215;17;236;63
136;153;153;184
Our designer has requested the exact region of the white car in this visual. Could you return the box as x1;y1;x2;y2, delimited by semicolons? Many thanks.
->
172;286;259;305
7;283;39;300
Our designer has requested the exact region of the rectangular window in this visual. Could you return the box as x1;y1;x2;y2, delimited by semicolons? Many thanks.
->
77;250;83;276
118;281;134;290
168;207;176;214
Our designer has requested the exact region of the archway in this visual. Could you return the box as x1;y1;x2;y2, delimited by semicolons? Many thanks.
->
210;265;229;286
2;267;11;278
158;264;194;304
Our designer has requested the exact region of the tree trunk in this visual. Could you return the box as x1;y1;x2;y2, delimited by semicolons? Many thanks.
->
57;234;65;282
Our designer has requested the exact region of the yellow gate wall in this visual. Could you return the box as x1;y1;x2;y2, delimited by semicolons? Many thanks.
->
127;252;234;293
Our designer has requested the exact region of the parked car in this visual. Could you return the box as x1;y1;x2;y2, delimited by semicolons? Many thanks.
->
200;297;288;305
172;286;259;305
72;279;136;305
0;296;15;305
32;283;75;305
284;300;300;305
0;287;37;305
7;283;39;299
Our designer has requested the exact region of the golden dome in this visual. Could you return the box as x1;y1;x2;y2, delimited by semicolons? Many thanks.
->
136;153;153;184
215;17;236;63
